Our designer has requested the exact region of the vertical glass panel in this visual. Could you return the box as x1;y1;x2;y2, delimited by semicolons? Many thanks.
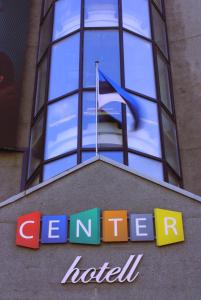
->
29;175;40;188
128;153;163;181
82;92;96;148
38;8;52;61
84;30;120;87
28;113;44;177
100;151;123;164
85;0;118;27
98;101;123;147
168;169;180;187
127;96;161;157
45;94;78;159
82;151;96;162
35;56;48;115
43;154;77;181
122;0;151;38
124;32;156;98
162;111;180;174
48;33;80;100
153;0;163;12
152;6;168;57
157;53;172;112
82;92;123;148
53;0;81;41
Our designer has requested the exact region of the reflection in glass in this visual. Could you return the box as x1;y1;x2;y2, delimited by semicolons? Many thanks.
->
35;56;48;115
122;0;151;38
82;151;96;162
28;113;44;177
48;34;80;100
153;0;163;12
85;0;118;27
124;32;156;98
53;0;81;41
152;6;168;57
128;153;163;180
162;111;180;174
82;92;96;148
38;8;52;60
100;151;123;164
168;169;180;187
84;30;120;87
157;53;172;112
45;94;78;159
127;95;161;157
43;154;77;181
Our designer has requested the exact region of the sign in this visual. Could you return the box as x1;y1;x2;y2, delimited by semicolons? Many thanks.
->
16;208;185;249
61;254;143;284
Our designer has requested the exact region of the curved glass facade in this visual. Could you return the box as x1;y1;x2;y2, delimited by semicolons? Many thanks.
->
27;0;182;187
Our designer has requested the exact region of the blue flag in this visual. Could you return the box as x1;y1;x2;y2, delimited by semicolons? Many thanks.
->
98;69;140;129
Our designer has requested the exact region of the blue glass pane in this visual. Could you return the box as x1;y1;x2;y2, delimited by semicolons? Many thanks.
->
45;94;78;159
100;151;123;164
127;95;161;158
84;30;120;87
53;0;81;41
85;0;118;27
128;153;163;181
43;154;77;181
82;152;96;162
122;0;151;38
124;32;156;98
82;92;96;148
48;34;80;100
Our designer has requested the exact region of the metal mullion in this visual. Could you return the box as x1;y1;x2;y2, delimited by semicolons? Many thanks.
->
43;150;78;165
51;28;81;46
123;27;153;44
118;0;128;166
82;146;124;152
84;26;119;31
151;0;164;21
166;162;182;180
128;148;163;163
41;0;55;25
40;0;55;183
149;0;167;182
124;87;158;103
25;165;42;189
77;0;85;165
48;89;79;105
160;102;176;122
155;43;169;63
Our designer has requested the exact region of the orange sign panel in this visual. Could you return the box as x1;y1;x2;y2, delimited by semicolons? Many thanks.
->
102;210;128;242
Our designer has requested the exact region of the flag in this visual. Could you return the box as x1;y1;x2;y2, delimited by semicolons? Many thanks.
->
98;69;140;129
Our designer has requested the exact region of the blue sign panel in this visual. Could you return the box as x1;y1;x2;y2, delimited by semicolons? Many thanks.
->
41;215;68;244
130;214;154;241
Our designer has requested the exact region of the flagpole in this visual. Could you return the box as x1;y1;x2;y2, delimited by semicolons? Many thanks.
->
95;61;99;156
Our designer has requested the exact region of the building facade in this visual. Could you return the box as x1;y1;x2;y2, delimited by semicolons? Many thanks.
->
0;0;201;299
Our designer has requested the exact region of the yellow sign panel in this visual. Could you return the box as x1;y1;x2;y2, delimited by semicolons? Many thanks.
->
154;208;184;247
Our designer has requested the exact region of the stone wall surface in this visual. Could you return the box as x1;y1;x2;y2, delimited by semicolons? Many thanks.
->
0;161;200;300
165;0;201;195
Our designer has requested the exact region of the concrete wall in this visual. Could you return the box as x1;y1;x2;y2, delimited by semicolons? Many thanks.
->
0;160;200;300
165;0;201;195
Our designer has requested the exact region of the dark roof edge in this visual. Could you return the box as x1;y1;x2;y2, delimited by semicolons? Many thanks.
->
0;155;201;208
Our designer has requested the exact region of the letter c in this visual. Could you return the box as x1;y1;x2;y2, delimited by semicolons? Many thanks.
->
19;221;35;239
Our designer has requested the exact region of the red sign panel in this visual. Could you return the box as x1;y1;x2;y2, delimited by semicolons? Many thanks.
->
16;211;41;249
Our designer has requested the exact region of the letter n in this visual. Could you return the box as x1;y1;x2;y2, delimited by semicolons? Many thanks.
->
16;211;41;249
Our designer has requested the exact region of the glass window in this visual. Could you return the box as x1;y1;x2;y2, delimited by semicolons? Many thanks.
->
122;0;151;38
45;94;78;159
162;111;180;174
43;154;77;181
168;169;180;187
35;56;48;115
85;0;118;27
82;92;123;148
82;151;96;162
127;95;161;158
53;0;81;41
128;153;163;181
152;6;168;57
83;30;120;87
124;32;156;98
28;175;40;188
48;33;80;100
28;113;44;177
100;151;123;164
157;53;172;112
38;8;52;61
